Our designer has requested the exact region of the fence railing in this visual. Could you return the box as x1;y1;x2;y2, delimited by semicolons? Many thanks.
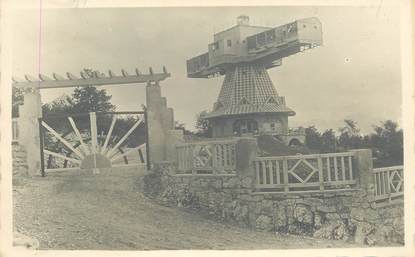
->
373;166;404;203
175;139;237;175
254;152;357;193
12;118;19;143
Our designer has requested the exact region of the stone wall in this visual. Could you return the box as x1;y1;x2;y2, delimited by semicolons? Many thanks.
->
12;143;28;176
147;162;404;246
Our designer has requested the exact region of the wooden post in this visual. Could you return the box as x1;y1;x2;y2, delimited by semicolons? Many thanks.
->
90;112;98;154
327;157;331;182
255;161;260;185
318;156;324;191
283;158;289;192
144;110;151;171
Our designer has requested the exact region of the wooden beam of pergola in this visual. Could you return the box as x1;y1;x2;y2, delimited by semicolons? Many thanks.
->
12;67;170;89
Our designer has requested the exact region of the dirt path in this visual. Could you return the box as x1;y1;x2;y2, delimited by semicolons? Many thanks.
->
13;170;362;250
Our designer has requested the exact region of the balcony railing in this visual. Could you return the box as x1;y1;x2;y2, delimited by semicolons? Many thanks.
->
186;52;210;75
253;152;357;193
175;139;237;176
373;166;404;204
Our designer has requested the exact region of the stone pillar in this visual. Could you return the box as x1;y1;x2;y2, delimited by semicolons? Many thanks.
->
165;129;184;163
235;138;258;184
146;81;184;167
146;82;166;163
351;149;374;195
18;89;42;176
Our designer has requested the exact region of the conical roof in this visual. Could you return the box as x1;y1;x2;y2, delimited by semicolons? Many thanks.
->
205;63;295;119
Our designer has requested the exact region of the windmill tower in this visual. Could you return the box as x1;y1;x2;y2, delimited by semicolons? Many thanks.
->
187;15;322;144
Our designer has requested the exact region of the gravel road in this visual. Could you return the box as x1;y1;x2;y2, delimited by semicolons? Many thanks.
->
13;170;362;250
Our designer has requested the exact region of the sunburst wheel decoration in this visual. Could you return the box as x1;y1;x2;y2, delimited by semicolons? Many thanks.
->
41;112;146;172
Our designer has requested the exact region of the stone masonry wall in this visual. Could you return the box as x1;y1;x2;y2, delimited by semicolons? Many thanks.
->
12;143;28;176
148;163;404;246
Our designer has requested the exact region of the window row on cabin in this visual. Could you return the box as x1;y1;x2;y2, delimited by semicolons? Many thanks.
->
210;38;247;51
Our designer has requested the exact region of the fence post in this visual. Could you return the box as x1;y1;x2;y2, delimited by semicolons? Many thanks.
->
282;158;289;192
318;156;324;191
235;138;258;187
350;149;374;195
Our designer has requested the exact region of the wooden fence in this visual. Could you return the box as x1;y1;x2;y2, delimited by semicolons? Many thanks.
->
373;166;404;203
175;139;237;175
253;152;357;193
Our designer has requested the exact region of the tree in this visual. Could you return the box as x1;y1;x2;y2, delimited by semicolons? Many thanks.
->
42;86;115;132
338;119;363;150
12;87;25;117
174;121;194;136
70;86;116;113
195;111;212;137
370;120;403;166
321;129;336;153
305;126;322;151
40;72;119;152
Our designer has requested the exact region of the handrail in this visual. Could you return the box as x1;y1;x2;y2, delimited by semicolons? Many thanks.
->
254;151;356;192
255;151;355;161
175;139;237;175
372;165;404;204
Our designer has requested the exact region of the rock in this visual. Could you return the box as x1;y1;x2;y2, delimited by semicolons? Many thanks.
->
223;177;240;188
286;205;295;225
333;223;348;240
354;222;375;244
325;212;342;222
235;205;249;223
209;179;223;190
261;200;273;214
255;215;273;231
365;234;376;246
273;205;287;228
314;212;323;229
297;198;323;206
313;221;343;240
238;194;252;202
294;204;313;225
350;207;365;221
373;225;393;244
241;177;253;188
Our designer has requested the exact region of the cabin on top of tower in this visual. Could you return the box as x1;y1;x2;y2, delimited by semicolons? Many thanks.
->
187;15;322;78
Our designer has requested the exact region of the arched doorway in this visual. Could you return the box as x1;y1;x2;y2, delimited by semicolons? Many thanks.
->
289;138;302;147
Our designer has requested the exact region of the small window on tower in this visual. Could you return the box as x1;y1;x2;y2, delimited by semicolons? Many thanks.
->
239;97;250;105
227;40;232;47
266;96;277;104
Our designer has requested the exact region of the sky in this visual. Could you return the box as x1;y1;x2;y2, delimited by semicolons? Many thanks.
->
12;6;402;133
